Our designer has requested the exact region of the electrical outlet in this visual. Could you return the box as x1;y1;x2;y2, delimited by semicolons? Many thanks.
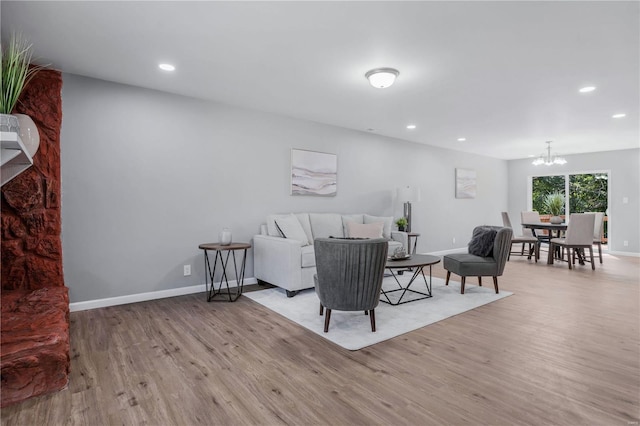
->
623;241;629;247
183;265;191;276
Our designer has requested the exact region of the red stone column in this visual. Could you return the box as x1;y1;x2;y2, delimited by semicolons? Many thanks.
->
2;70;64;290
1;70;69;407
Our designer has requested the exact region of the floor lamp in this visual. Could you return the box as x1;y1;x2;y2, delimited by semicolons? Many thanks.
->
397;186;421;232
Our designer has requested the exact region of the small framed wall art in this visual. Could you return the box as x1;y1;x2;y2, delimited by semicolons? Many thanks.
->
291;149;337;196
455;168;476;199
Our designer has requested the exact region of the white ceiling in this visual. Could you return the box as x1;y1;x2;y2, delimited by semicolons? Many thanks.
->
2;1;638;160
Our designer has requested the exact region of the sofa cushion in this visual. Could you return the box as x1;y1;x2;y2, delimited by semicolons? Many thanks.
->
294;213;314;245
301;245;316;268
309;213;344;239
364;214;393;239
341;214;364;236
468;226;497;257
266;214;289;237
347;221;384;239
275;214;310;246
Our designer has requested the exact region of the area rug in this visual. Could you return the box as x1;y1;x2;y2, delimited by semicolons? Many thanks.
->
244;275;512;350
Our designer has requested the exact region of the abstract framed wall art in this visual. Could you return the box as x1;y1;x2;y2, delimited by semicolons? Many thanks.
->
455;168;477;199
291;149;337;196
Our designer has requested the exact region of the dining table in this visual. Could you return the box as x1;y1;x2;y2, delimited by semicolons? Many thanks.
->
521;222;586;265
521;222;567;239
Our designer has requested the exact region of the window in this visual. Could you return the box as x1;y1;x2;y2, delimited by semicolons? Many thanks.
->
530;171;609;242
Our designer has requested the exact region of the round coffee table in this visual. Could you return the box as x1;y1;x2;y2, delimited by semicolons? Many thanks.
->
382;254;441;305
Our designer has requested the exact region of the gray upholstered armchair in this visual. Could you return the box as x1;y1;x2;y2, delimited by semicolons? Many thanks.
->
313;238;389;333
443;226;513;294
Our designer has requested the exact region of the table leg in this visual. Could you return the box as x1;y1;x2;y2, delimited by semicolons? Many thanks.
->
207;249;247;302
380;265;433;305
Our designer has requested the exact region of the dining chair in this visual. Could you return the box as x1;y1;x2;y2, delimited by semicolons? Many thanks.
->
521;210;554;246
548;213;596;270
585;212;605;264
501;212;539;262
314;238;388;333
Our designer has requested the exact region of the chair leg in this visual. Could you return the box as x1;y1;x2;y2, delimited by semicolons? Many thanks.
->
597;243;603;263
589;247;595;270
493;276;499;294
568;248;573;270
520;243;525;255
445;271;451;286
461;276;466;294
319;303;324;316
323;309;331;333
478;276;482;286
370;309;376;332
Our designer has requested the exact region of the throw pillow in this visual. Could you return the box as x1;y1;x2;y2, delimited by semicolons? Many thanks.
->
347;221;384;239
468;227;497;257
275;214;310;246
364;214;393;239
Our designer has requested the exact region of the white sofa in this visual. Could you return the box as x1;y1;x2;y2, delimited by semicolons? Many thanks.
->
253;213;408;297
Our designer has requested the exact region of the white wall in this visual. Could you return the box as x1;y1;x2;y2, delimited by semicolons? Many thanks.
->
61;74;508;303
507;149;640;253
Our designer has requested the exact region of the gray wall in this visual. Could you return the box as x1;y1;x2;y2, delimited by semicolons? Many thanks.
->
61;74;508;303
507;149;640;253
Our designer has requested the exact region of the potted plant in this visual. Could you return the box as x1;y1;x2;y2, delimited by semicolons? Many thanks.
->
544;192;565;224
1;34;43;116
395;217;408;231
1;34;44;176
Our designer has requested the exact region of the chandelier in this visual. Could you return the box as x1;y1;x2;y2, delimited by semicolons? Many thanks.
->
532;141;567;166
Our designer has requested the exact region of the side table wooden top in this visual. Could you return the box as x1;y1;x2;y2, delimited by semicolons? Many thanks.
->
198;242;251;251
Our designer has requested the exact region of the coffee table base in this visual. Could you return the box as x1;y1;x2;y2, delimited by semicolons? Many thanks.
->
381;265;433;305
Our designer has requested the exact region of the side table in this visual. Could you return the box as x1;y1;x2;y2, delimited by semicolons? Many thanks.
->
199;242;251;302
407;232;420;254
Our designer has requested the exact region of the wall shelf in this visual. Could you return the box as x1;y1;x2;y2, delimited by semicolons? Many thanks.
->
1;130;34;186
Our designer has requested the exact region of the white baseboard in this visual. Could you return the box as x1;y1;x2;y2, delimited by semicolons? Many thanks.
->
69;277;258;312
422;247;467;256
607;250;640;257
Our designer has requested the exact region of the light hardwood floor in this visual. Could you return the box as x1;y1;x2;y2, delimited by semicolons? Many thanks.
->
2;252;639;425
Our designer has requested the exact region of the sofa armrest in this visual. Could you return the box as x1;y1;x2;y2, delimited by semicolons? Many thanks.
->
390;231;408;251
253;234;303;290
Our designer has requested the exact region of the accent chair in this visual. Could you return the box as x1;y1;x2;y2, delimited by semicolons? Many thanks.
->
443;226;513;294
313;238;388;333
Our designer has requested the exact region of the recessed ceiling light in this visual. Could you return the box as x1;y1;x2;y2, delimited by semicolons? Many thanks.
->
579;86;596;93
406;124;416;130
612;113;626;119
158;63;175;71
367;128;375;132
457;137;466;142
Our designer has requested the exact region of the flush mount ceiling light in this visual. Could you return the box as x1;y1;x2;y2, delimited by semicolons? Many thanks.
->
612;113;626;118
532;141;567;166
457;137;466;142
406;124;416;129
579;86;596;93
365;68;399;89
158;63;175;71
